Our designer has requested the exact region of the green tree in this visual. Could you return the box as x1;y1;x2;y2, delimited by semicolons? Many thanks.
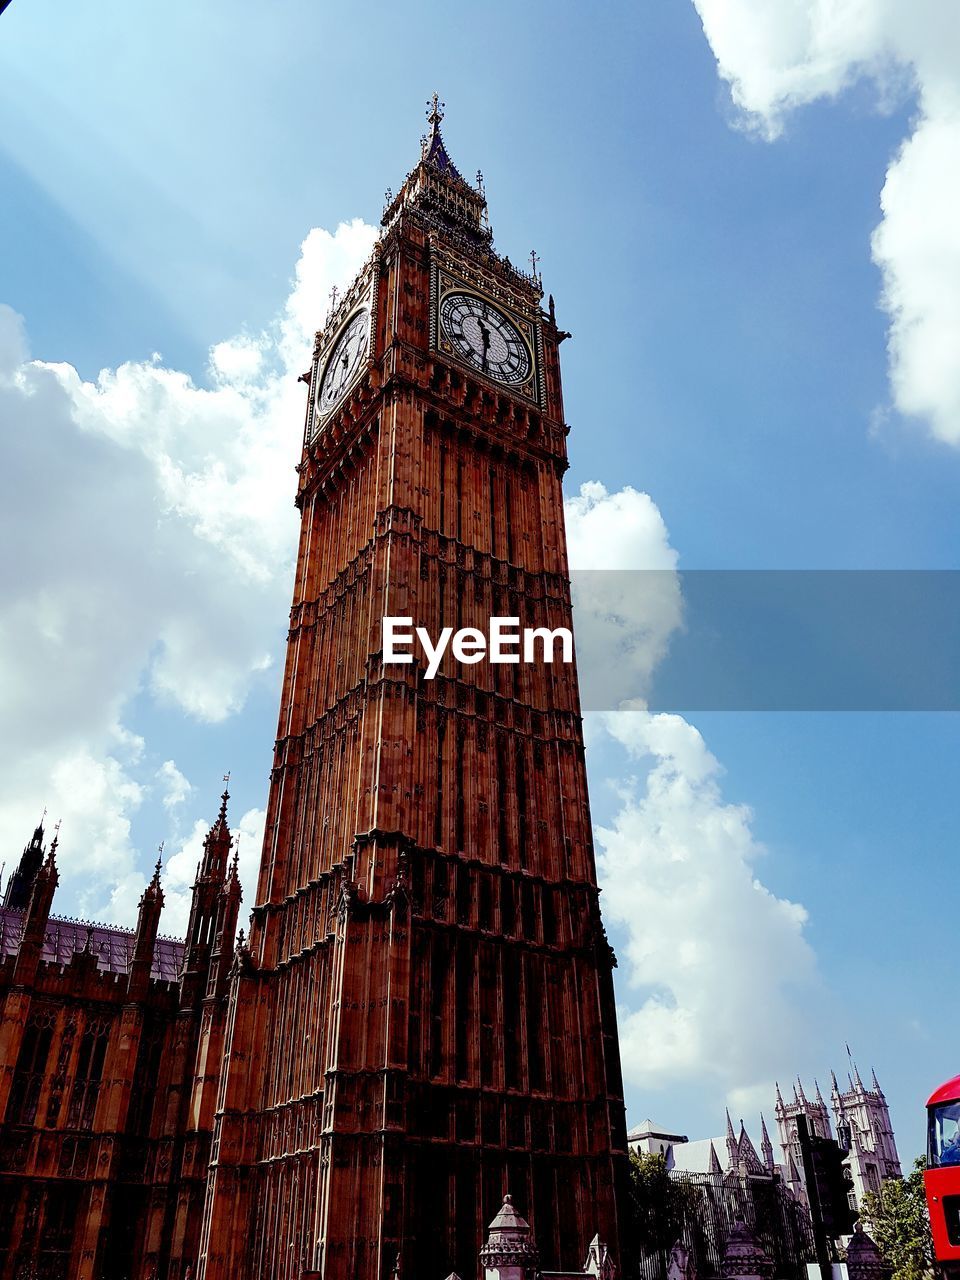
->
622;1151;691;1279
859;1157;934;1280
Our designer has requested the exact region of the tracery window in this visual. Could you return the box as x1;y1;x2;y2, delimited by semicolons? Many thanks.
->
5;1005;56;1125
66;1017;110;1128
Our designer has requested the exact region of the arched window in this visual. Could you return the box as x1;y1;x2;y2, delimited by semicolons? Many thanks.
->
5;1006;56;1125
67;1018;110;1128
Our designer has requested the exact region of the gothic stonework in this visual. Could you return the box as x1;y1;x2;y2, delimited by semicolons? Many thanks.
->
0;794;242;1280
195;102;627;1280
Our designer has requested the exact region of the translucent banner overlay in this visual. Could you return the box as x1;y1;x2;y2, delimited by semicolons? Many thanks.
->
571;570;960;711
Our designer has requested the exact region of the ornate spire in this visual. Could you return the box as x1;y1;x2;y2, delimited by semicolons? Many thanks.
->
797;1077;808;1104
426;91;444;131
760;1113;774;1169
421;91;462;178
217;773;230;827
708;1140;722;1175
140;842;165;909
831;1068;840;1094
871;1066;884;1096
815;1078;826;1107
725;1108;737;1164
775;1080;784;1110
47;819;61;868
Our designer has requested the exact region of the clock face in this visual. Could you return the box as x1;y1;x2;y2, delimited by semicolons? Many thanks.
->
315;307;370;424
439;292;532;387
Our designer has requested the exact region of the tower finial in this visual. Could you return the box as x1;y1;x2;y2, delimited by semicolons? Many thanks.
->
48;818;62;864
218;774;230;824
426;92;445;131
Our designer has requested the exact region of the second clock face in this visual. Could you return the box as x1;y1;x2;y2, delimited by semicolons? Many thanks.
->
439;292;532;387
316;307;370;423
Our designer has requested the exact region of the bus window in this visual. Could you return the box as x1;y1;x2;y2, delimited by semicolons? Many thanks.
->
929;1102;960;1167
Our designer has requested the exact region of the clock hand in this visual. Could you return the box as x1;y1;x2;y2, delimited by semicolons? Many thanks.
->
477;319;491;370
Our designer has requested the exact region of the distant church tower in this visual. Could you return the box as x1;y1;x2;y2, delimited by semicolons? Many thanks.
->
775;1079;832;1205
196;99;626;1280
831;1061;901;1203
775;1061;901;1211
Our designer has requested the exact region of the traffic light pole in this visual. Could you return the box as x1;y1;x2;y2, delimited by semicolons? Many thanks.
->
797;1113;834;1280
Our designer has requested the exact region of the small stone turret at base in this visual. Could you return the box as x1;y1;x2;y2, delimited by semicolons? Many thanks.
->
720;1220;775;1280
845;1224;890;1280
478;1196;616;1280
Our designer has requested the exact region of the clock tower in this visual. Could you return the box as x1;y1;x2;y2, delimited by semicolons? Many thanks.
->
196;98;627;1280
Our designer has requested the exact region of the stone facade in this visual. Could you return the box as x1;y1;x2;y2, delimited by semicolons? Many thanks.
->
0;106;628;1280
193;103;627;1280
775;1067;901;1210
0;794;241;1280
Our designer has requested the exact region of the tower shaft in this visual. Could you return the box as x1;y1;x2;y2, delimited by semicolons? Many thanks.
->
197;117;626;1280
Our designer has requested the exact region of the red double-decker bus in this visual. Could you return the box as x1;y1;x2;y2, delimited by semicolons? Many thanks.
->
925;1075;960;1271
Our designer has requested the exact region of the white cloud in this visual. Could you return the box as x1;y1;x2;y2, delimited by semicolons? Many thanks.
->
0;219;377;923
562;481;822;1098
566;481;683;707
595;707;820;1095
157;760;191;810
692;0;960;446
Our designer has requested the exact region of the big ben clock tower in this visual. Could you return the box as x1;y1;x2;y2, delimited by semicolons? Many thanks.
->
197;98;627;1280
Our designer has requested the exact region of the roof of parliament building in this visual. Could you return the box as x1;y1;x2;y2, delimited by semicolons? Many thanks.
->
0;906;185;982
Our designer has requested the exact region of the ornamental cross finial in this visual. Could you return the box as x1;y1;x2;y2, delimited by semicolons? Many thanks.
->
222;772;231;788
426;93;444;130
329;285;339;312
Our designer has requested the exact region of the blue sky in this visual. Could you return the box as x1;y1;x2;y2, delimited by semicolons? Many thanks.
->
2;0;959;1158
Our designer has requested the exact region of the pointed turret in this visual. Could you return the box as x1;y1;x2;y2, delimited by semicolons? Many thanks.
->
775;1081;785;1112
815;1079;826;1108
12;827;58;983
871;1067;884;1098
2;818;47;910
181;783;234;1007
726;1108;738;1165
204;835;243;1003
760;1113;774;1170
128;853;165;999
709;1140;723;1175
830;1069;840;1096
797;1077;808;1105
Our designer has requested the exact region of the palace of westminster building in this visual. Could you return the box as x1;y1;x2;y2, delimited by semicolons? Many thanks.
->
0;101;627;1280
